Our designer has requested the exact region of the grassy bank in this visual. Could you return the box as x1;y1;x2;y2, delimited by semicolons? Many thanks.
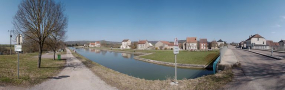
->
141;50;219;65
0;53;66;86
70;49;233;90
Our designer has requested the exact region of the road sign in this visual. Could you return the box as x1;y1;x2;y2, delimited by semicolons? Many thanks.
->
173;46;179;54
14;45;22;52
173;38;179;54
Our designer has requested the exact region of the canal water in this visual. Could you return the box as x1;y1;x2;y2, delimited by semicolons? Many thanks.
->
70;47;213;80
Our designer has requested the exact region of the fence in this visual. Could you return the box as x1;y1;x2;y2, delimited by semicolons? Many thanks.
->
213;46;228;74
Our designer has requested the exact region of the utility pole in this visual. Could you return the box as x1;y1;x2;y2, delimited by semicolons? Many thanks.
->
8;30;14;55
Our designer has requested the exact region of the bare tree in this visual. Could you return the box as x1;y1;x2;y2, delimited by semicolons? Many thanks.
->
46;30;66;60
13;0;67;68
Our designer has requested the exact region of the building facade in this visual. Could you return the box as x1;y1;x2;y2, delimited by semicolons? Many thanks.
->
183;37;197;50
245;34;269;49
199;38;208;50
137;40;149;50
120;39;131;49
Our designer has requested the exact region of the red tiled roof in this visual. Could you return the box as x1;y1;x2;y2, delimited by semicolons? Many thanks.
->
138;40;147;44
246;34;264;41
122;39;129;42
89;43;95;45
160;41;170;45
266;40;279;47
200;38;207;43
95;41;100;44
186;37;197;43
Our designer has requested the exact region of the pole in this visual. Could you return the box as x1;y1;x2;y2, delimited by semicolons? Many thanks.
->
17;52;19;79
271;48;273;56
10;31;12;55
173;54;175;83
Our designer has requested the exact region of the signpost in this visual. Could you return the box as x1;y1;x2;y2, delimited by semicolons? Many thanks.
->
171;38;179;85
15;34;22;79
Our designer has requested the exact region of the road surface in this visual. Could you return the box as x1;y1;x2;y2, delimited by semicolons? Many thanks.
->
222;46;285;90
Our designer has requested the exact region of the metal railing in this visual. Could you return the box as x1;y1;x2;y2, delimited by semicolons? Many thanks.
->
213;46;227;74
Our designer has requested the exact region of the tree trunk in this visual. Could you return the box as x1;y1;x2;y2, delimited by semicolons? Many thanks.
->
53;50;56;60
38;48;42;68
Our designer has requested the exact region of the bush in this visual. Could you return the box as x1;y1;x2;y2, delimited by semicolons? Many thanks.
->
155;47;158;50
164;48;167;50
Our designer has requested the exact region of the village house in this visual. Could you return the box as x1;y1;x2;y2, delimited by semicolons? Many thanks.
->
120;39;131;49
211;40;219;50
245;34;269;49
155;41;170;50
239;41;246;48
137;40;149;50
89;41;101;47
279;40;285;50
217;39;225;47
266;40;279;50
199;38;208;50
183;37;198;50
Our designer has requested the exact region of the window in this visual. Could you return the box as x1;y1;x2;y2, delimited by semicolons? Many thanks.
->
258;38;259;41
263;42;264;44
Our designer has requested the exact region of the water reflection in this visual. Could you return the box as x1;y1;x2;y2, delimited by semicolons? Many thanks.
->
70;47;213;80
121;53;131;58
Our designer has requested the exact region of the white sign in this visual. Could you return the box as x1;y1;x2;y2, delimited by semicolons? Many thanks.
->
173;38;179;54
173;46;179;54
14;45;22;52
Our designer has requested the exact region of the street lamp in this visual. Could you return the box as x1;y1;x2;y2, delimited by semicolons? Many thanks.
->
8;30;14;55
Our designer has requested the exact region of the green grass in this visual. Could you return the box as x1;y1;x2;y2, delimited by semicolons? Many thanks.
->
0;53;66;86
141;50;219;65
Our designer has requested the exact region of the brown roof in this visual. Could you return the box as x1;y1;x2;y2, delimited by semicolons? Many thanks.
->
122;39;129;42
89;43;95;45
186;37;197;43
95;41;100;44
160;41;170;45
138;40;147;44
274;42;279;46
200;39;207;43
266;40;279;47
246;34;264;41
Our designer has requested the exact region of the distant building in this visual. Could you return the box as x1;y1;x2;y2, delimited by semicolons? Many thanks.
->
267;40;280;50
279;40;285;50
120;39;131;49
199;38;208;50
217;39;224;47
183;37;198;50
137;40;149;50
245;34;269;49
211;40;218;50
155;41;170;50
89;41;101;47
239;41;246;48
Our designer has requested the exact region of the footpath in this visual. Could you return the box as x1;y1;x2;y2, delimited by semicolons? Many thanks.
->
219;47;239;69
1;49;116;90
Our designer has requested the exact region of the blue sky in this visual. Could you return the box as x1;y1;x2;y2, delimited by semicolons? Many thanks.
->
1;0;285;44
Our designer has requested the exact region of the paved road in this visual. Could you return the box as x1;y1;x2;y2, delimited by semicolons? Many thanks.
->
222;46;285;90
29;49;117;90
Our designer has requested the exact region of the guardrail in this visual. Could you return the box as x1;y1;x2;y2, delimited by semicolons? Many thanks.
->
213;46;227;74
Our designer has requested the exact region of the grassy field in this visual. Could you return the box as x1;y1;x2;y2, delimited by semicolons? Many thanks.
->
70;48;233;90
0;53;66;86
141;50;219;65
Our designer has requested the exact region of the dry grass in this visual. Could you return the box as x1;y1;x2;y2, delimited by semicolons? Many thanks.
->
0;53;66;87
71;49;233;90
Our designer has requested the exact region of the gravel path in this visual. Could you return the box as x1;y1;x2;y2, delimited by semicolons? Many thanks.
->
28;49;117;90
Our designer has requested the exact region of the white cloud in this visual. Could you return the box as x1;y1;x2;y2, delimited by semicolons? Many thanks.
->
272;24;281;28
271;32;276;34
282;16;285;19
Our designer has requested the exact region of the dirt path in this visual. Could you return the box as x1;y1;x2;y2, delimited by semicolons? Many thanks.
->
28;49;117;90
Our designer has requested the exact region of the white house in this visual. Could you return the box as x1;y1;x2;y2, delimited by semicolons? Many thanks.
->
155;41;170;50
89;41;101;47
278;40;285;50
245;34;269;49
217;39;224;47
137;40;149;50
120;39;131;49
183;37;197;50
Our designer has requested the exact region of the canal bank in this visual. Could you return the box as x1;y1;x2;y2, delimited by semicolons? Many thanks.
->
69;48;233;90
81;47;218;69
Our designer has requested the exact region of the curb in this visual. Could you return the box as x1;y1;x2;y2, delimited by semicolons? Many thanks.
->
244;50;283;60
